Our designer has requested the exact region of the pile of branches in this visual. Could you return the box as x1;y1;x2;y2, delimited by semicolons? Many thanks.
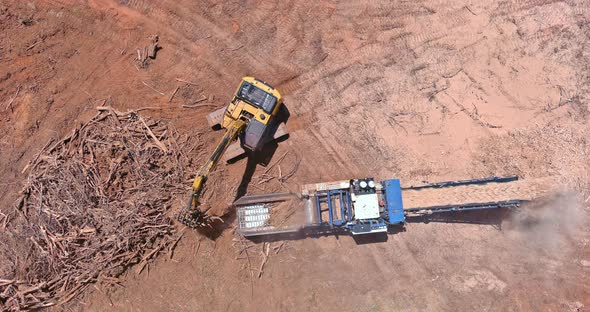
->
0;108;193;311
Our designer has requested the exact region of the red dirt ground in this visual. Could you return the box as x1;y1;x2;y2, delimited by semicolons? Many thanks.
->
1;0;589;311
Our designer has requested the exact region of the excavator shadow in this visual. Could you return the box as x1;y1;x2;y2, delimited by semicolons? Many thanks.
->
196;104;292;240
197;141;286;240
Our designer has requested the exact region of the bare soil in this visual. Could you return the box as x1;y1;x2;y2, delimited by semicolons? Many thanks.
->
1;0;589;311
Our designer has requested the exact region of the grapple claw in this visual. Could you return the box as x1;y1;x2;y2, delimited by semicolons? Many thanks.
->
177;195;207;228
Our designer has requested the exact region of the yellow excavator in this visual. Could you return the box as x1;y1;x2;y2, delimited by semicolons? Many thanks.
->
178;77;288;227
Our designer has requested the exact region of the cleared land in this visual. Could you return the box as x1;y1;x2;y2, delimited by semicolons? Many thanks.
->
0;0;589;311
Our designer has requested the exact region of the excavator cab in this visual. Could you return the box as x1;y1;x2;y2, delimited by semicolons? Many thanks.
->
207;77;288;162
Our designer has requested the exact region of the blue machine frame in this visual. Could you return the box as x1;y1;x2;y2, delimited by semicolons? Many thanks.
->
314;189;352;226
235;176;525;237
312;179;408;234
383;179;405;224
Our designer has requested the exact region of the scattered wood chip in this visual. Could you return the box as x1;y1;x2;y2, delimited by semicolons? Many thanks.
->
5;85;21;112
139;116;169;153
257;242;270;278
26;41;40;51
169;86;180;103
141;81;166;96
168;231;185;259
175;78;199;86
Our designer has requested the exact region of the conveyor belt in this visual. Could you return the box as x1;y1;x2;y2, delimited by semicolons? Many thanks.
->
401;176;555;211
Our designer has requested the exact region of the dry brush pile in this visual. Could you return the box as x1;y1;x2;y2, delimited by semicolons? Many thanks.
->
0;108;198;311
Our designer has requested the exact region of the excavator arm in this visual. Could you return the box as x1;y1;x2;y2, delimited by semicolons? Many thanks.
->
178;77;287;228
178;119;246;227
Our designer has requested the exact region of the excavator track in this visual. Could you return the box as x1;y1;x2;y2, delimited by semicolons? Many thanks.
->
401;177;556;210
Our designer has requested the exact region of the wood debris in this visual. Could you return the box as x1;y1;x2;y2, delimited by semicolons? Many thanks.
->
168;87;180;103
182;95;215;109
175;78;199;86
141;81;166;96
257;243;270;278
4;86;20;112
147;35;159;59
136;35;160;68
0;108;193;311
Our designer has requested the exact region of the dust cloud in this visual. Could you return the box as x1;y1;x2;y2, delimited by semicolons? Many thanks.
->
506;192;588;254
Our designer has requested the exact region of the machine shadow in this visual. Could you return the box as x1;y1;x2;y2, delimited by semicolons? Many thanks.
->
242;208;512;245
244;228;398;245
405;208;511;230
197;146;277;240
198;104;291;241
